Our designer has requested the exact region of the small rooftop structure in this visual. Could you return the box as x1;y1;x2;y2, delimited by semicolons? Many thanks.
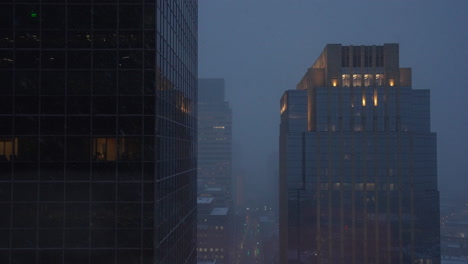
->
197;197;214;204
205;187;222;192
210;207;229;216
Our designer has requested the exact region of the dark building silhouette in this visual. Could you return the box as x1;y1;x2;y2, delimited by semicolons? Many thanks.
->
279;44;440;264
0;1;198;263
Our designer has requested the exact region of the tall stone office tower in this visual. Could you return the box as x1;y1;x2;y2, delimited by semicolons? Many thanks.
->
197;79;233;263
0;1;198;263
279;44;439;264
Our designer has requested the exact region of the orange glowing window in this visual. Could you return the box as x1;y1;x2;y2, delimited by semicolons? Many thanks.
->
373;90;378;106
0;138;18;161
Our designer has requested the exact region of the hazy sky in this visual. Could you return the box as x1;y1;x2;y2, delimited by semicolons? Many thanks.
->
198;0;468;201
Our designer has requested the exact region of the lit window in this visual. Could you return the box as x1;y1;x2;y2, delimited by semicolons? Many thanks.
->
373;90;378;106
93;137;117;161
280;103;286;114
0;138;18;161
364;74;371;87
342;74;350;87
353;74;361;87
213;126;225;129
332;79;338;87
375;74;384;86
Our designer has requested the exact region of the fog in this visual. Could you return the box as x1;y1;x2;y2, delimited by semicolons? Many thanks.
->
198;0;468;204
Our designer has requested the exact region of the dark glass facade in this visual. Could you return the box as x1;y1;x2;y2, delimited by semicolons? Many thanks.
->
0;1;197;264
279;44;440;264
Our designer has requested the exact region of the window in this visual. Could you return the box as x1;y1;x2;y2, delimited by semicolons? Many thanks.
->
67;137;90;161
0;70;13;94
67;50;91;69
0;138;17;161
93;71;117;95
353;74;361;87
93;137;117;161
92;117;116;134
15;30;40;48
375;74;384;86
93;5;117;29
119;5;143;29
93;50;117;69
39;137;64;162
67;71;91;95
93;30;117;49
15;50;40;69
41;5;66;30
42;30;66;48
118;116;142;135
41;50;66;69
67;96;91;115
40;116;65;134
15;116;38;134
0;117;12;134
341;74;350;87
67;31;92;48
364;74;371;87
15;5;40;29
119;50;143;69
40;96;65;114
119;71;142;95
41;70;65;95
0;5;13;29
67;5;91;30
92;96;117;114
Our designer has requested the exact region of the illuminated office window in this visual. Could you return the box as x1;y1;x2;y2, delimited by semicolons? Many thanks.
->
0;138;17;161
93;137;117;161
376;74;384;86
342;74;350;87
353;74;361;87
364;74;371;87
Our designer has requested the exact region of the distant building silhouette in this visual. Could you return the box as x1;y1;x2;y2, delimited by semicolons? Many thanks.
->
198;79;233;201
0;1;198;263
279;44;440;264
197;79;233;263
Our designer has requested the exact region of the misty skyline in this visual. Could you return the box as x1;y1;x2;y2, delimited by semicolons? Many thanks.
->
199;0;468;200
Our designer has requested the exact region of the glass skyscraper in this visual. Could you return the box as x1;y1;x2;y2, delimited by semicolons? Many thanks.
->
0;1;197;263
279;44;440;264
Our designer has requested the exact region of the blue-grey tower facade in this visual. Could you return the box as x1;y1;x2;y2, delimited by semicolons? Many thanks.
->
197;79;233;263
279;44;439;264
0;1;197;263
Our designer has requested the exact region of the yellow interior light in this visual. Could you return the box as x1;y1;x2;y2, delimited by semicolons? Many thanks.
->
373;90;378;106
